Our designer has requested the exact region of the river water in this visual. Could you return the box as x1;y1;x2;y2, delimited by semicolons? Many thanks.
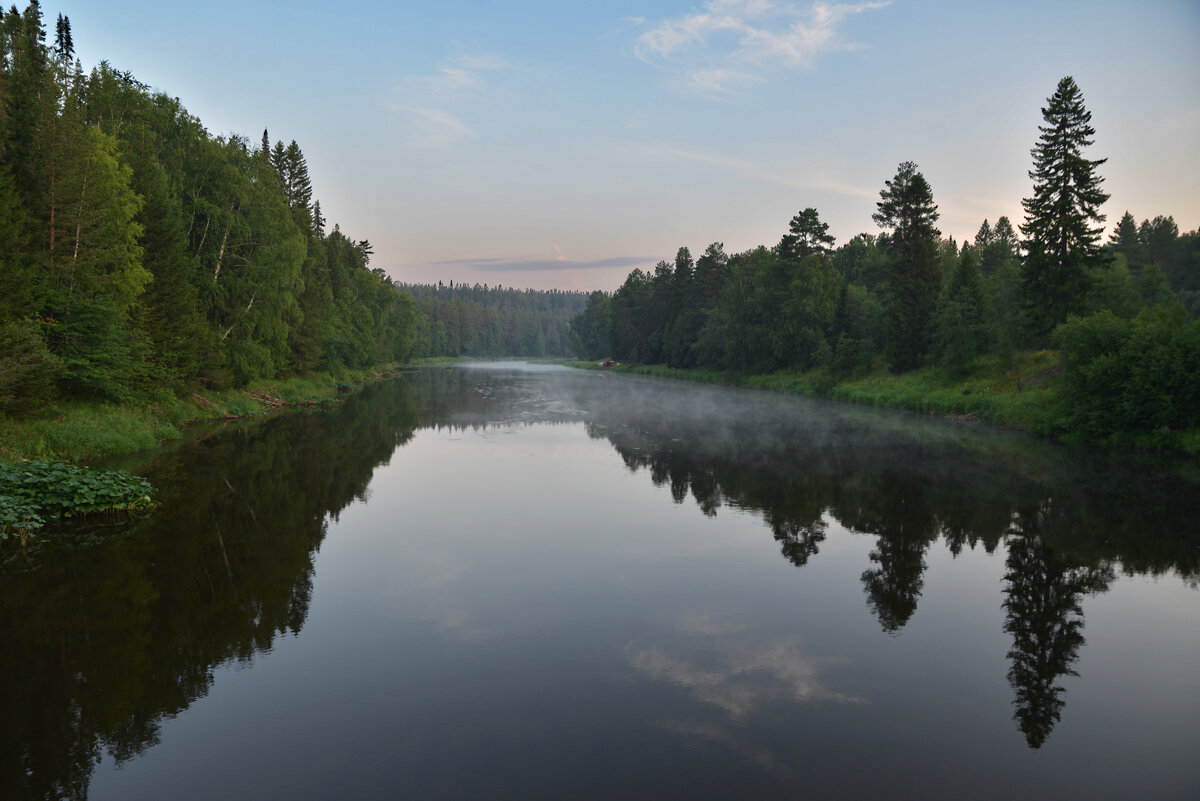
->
3;363;1198;800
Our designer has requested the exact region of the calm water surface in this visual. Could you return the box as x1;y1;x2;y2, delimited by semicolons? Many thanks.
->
3;364;1198;800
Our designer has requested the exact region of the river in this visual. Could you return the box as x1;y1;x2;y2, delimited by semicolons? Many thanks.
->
3;363;1198;800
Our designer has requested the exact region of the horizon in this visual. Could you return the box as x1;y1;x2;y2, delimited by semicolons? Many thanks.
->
42;0;1200;292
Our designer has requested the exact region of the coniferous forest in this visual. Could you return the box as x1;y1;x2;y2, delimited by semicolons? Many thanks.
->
0;2;428;414
571;77;1200;447
0;3;588;425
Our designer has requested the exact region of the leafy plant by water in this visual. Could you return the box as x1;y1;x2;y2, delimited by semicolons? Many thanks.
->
0;461;155;546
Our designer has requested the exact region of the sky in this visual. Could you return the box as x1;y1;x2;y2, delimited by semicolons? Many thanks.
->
43;0;1200;292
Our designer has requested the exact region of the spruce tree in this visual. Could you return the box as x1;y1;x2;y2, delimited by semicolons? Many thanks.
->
1107;211;1144;270
873;161;941;372
1020;76;1109;340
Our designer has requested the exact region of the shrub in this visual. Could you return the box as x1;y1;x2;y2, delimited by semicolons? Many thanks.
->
1053;305;1200;438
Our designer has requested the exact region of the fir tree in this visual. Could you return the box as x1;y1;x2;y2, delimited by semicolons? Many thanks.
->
1107;211;1144;271
1020;76;1109;340
52;12;70;65
873;161;941;372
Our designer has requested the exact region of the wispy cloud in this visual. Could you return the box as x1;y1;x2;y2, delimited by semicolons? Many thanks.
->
435;255;656;273
660;145;877;198
391;105;476;148
627;636;866;719
635;1;889;94
386;54;509;148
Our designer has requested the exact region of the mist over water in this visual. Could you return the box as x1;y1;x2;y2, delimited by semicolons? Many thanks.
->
4;363;1198;800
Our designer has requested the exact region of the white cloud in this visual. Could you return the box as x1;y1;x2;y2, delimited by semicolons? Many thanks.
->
387;54;509;148
636;1;889;94
392;105;476;149
686;67;762;94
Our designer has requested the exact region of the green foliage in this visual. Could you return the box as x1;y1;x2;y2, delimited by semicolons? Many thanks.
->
0;493;42;546
874;161;941;372
1021;77;1109;340
0;7;419;410
570;290;612;360
1053;305;1200;439
0;318;59;413
932;248;987;376
405;281;582;360
778;207;835;262
0;460;154;546
0;402;177;461
1108;211;1145;270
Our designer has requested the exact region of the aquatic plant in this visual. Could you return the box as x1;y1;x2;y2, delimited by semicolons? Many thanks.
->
0;461;154;546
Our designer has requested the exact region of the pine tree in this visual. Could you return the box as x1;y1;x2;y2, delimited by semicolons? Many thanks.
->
778;207;835;262
873;161;941;372
1020;76;1109;340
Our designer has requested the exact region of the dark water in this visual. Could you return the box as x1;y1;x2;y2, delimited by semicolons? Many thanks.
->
3;364;1198;800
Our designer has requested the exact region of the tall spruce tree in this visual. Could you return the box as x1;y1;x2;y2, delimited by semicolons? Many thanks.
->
1020;76;1109;340
873;161;941;372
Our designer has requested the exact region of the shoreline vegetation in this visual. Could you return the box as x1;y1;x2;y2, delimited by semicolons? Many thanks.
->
566;78;1198;456
566;352;1200;459
0;364;409;464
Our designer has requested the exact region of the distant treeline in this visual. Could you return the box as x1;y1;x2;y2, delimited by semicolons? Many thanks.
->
402;282;589;359
572;78;1200;441
0;3;419;414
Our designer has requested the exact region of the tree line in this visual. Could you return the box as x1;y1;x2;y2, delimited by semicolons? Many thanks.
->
0;2;420;415
402;281;589;359
571;77;1199;440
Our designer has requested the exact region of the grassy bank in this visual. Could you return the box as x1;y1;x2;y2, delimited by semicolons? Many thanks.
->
569;352;1199;456
0;365;407;464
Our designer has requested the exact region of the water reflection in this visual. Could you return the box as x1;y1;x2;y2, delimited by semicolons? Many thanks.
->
0;381;421;800
2;365;1197;800
417;366;1199;750
1003;507;1114;748
554;367;1198;747
627;636;865;718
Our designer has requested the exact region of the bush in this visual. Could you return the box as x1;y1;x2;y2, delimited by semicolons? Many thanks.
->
0;319;60;415
1053;305;1200;438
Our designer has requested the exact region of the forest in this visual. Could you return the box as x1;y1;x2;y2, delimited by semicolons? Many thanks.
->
404;282;588;359
571;78;1200;445
0;2;430;415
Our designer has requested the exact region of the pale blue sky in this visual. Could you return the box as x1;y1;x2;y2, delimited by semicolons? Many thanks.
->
46;0;1200;290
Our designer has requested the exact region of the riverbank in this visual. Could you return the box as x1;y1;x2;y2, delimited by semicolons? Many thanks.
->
567;351;1200;457
0;365;409;464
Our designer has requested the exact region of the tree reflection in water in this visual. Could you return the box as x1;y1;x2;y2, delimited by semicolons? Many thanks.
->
1003;502;1114;748
2;366;1197;800
577;369;1197;748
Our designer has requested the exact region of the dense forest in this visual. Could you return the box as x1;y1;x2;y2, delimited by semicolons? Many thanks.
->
571;77;1200;442
0;2;423;415
403;282;588;359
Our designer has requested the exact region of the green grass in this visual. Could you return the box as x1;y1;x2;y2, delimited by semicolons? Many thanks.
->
580;352;1067;436
0;403;179;462
0;364;407;464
